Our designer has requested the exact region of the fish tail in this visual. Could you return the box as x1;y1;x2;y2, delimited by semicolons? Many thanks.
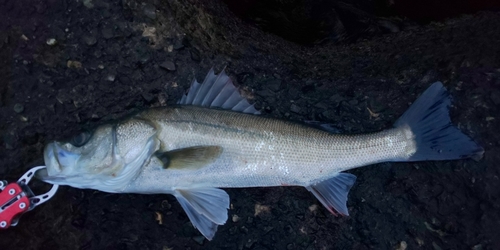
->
394;82;484;161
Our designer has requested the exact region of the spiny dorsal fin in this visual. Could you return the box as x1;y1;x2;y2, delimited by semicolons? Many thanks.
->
178;68;261;115
154;146;223;170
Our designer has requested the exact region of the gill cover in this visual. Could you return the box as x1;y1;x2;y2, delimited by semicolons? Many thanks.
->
41;119;159;193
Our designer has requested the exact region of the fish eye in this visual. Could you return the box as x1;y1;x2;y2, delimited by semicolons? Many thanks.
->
70;131;92;147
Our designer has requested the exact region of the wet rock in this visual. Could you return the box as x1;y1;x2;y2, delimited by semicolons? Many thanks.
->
13;103;24;113
160;60;176;71
143;3;156;19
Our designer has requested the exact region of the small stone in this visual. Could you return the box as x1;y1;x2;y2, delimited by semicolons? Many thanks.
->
83;0;94;8
142;92;155;103
83;35;97;46
290;104;301;114
256;89;274;97
160;61;176;71
3;133;16;150
288;88;300;99
395;241;407;250
67;60;82;69
192;236;205;245
432;242;442;250
143;4;156;19
102;27;114;39
245;238;256;248
106;74;115;82
472;244;483;250
190;48;201;62
167;45;173;52
46;38;57;46
378;19;400;33
232;214;240;223
173;40;184;50
13;103;24;113
266;79;282;92
20;34;29;41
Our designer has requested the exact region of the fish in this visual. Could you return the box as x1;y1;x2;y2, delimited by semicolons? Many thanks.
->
37;68;484;240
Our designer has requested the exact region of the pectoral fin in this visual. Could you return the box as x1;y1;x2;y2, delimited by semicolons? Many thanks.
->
306;173;357;216
174;187;230;240
154;146;223;170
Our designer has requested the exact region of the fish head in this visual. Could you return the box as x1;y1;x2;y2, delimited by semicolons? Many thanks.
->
38;119;158;192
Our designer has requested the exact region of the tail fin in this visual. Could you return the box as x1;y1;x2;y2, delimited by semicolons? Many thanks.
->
394;82;484;161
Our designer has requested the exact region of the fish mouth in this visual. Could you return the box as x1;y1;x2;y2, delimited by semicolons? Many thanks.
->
43;143;62;174
41;142;80;180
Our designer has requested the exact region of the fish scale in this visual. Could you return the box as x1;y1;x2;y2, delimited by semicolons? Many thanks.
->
135;106;414;188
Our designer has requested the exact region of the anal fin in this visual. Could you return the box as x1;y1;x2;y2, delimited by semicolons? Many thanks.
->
174;187;230;240
306;173;357;216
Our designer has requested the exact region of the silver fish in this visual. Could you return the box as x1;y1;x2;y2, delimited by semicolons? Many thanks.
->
38;68;483;240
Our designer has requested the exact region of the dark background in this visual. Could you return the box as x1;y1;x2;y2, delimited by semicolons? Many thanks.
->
0;0;499;249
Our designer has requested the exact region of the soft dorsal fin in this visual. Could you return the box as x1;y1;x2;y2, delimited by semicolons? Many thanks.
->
178;68;261;115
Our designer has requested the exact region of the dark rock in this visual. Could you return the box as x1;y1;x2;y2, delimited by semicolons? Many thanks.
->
160;60;176;71
190;48;201;62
